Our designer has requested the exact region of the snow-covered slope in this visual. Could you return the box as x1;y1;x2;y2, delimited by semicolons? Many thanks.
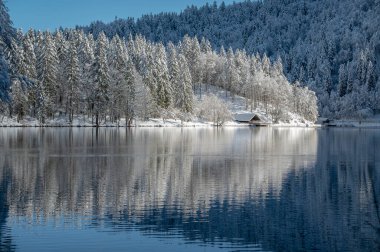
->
196;84;316;127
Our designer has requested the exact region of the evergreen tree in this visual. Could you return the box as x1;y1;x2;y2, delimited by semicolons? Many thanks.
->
108;35;127;122
0;0;15;46
78;33;95;117
167;44;181;106
23;30;39;117
93;32;110;125
226;47;239;97
124;58;136;126
0;50;10;102
55;30;69;108
23;29;37;80
9;39;25;76
0;0;15;102
36;32;59;118
153;44;172;109
366;61;376;92
10;78;27;122
178;54;193;113
66;40;80;123
338;64;347;97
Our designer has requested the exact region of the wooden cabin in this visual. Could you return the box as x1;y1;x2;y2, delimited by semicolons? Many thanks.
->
234;113;271;126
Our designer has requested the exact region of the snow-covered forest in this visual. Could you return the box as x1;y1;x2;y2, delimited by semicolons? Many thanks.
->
0;0;318;126
79;0;380;118
3;30;317;125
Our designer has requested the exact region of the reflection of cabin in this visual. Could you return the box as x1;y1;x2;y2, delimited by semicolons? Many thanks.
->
234;113;271;126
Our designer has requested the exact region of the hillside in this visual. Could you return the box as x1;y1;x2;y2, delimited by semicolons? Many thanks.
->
78;0;380;118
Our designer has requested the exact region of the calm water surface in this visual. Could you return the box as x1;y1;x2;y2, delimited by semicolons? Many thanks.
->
0;127;379;251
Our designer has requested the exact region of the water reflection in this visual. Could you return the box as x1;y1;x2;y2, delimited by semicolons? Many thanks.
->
0;128;379;251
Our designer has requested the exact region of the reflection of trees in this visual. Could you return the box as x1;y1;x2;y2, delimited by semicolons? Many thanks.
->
0;165;14;251
1;128;379;250
0;128;317;219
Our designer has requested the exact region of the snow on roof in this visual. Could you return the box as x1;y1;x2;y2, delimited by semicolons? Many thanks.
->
234;113;259;122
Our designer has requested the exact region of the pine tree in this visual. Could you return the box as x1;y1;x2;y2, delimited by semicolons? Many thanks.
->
108;35;127;122
0;50;10;102
10;78;27;122
9;39;25;76
168;44;181;107
0;0;16;46
226;47;239;97
366;61;376;92
93;32;110;126
338;64;347;97
180;36;201;91
23;30;39;117
346;64;354;94
66;41;80;123
124;58;136;126
321;62;332;95
35;81;46;124
78;33;95;117
36;32;59;118
178;54;193;113
153;44;172;109
55;30;69;108
23;29;37;80
0;0;14;103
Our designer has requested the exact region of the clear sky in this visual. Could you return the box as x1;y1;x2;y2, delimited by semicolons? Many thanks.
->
6;0;238;31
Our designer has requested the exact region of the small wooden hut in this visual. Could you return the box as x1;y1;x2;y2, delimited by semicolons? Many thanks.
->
234;113;271;126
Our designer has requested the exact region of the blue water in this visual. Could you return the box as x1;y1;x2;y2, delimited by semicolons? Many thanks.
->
0;128;379;251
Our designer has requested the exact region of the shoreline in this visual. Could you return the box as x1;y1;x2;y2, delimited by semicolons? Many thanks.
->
0;115;317;128
3;117;380;129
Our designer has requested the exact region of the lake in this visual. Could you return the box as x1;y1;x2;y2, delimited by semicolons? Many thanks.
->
0;127;379;251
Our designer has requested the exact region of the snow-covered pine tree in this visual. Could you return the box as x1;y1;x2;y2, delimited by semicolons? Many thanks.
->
78;33;95;118
0;0;15;46
93;32;110;126
66;40;80;123
55;30;69;110
338;64;347;97
10;78;27;122
153;43;172;109
167;43;181;107
216;46;227;91
108;35;128;122
9;38;26;76
178;54;193;114
124;58;136;126
0;0;15;104
0;50;10;104
22;30;39;117
226;47;239;97
366;61;376;92
180;36;202;93
36;32;59;118
23;29;37;80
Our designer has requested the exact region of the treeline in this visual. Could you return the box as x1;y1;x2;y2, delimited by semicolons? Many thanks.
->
78;0;380;118
4;29;318;125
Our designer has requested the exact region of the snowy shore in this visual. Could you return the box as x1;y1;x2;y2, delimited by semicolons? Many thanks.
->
0;115;317;128
2;114;380;128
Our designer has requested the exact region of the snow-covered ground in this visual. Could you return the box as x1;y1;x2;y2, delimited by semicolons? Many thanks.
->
326;114;380;128
196;84;316;127
0;85;316;128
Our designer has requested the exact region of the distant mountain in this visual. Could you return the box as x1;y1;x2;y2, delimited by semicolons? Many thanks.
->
79;0;380;117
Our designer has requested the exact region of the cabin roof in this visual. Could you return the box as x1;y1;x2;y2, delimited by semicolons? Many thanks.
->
234;112;267;122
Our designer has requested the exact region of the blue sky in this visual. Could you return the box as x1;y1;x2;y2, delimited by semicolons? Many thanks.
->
6;0;238;31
